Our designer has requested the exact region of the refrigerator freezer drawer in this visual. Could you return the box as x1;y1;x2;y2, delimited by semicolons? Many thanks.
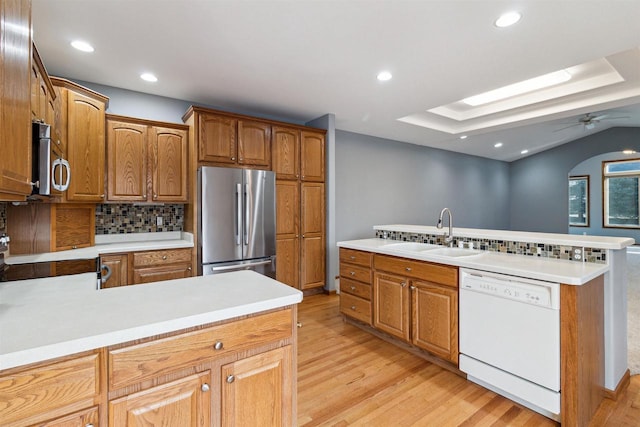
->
202;257;276;279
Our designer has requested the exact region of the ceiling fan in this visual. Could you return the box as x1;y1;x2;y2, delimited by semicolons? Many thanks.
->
554;112;630;132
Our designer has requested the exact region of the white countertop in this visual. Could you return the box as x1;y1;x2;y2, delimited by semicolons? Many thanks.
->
0;271;302;371
5;231;194;264
374;225;635;250
338;238;609;285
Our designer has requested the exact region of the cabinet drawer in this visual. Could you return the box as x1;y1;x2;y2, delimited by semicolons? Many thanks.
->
0;353;100;426
108;308;292;390
339;248;372;267
132;248;192;267
340;293;372;325
340;262;372;285
340;277;372;300
373;254;458;288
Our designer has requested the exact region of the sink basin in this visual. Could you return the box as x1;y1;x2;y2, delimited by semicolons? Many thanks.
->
383;242;440;252
425;247;483;258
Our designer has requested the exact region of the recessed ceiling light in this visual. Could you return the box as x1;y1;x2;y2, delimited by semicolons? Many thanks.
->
460;135;468;140
70;40;94;52
377;71;392;82
623;150;637;155
462;70;571;106
521;149;529;155
140;73;158;82
495;11;522;28
494;142;503;148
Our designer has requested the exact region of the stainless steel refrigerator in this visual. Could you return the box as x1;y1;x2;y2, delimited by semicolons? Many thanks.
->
198;166;276;278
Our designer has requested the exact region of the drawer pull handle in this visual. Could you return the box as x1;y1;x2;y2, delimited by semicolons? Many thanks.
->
201;383;210;392
350;271;355;276
350;286;356;290
214;341;224;350
227;375;235;383
405;267;412;272
350;305;356;310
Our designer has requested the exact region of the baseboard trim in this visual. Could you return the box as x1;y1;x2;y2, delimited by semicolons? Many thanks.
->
604;369;631;401
323;288;337;296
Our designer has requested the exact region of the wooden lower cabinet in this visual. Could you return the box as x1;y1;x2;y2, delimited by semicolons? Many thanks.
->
276;237;299;288
374;272;411;341
221;346;293;427
100;253;128;289
109;371;211;427
131;248;193;284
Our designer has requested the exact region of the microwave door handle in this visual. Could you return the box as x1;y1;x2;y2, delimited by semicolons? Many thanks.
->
61;160;71;191
52;159;71;191
236;183;242;245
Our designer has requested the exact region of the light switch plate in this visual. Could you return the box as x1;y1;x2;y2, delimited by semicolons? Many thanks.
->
156;216;163;226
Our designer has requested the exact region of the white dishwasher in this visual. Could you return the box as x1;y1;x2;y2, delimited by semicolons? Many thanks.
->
459;268;561;421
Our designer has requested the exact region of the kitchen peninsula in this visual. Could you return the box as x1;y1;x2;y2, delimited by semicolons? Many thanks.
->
0;270;302;426
338;224;633;427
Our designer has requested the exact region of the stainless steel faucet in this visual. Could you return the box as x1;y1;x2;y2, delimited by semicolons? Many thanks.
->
437;208;454;246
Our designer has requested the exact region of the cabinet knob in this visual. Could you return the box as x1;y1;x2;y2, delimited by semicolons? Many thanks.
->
142;194;147;198
297;322;303;328
214;341;224;350
72;245;77;249
162;255;167;260
410;286;416;290
350;286;356;290
153;193;158;199
350;271;355;276
405;267;412;272
350;255;355;259
350;305;356;310
401;282;407;287
226;375;235;383
231;157;236;161
187;266;192;271
86;424;94;427
101;194;105;198
201;383;210;392
56;139;61;145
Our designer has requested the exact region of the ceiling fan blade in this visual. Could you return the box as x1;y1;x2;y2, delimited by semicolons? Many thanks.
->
590;114;608;121
600;115;630;121
553;123;582;132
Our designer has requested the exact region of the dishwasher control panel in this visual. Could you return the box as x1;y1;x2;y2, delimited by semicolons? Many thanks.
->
460;269;560;309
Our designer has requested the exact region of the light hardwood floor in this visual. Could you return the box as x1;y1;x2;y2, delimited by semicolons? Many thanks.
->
297;294;640;426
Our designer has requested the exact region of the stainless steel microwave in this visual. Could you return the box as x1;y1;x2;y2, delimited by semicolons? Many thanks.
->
32;121;70;196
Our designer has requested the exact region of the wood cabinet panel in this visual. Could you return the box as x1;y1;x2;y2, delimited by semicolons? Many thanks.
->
221;346;292;427
36;405;99;427
0;0;32;200
374;272;411;341
108;309;292;390
100;253;129;289
340;292;372;325
374;254;458;288
238;120;271;168
339;262;372;285
132;264;192;284
109;371;211;427
65;90;106;202
272;126;299;179
339;248;373;268
132;248;192;267
301;182;324;235
276;237;299;288
276;180;299;236
412;280;458;364
52;204;95;251
340;277;372;300
300;131;325;182
198;114;237;164
106;120;148;201
300;235;324;290
152;126;188;202
0;352;100;427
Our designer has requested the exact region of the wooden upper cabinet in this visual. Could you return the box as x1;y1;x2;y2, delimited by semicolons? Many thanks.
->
300;131;325;182
199;113;237;164
107;120;148;201
152;126;188;202
272;126;300;180
64;88;107;202
238;119;271;168
0;0;33;201
106;115;188;203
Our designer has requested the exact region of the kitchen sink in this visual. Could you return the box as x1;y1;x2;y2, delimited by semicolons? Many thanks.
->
425;247;483;258
383;242;440;252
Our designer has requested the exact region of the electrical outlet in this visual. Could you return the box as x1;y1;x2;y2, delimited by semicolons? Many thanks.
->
537;247;542;255
156;216;163;226
573;247;583;261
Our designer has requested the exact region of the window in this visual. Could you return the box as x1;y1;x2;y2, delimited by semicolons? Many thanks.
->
569;176;589;226
603;159;640;228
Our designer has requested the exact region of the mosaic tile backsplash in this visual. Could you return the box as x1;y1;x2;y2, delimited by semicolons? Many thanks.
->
375;229;606;264
95;204;184;234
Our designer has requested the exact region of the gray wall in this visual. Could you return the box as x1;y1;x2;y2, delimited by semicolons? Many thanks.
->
335;130;511;244
569;152;640;242
509;128;640;233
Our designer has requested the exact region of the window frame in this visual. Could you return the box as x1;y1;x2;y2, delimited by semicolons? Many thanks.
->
569;175;589;227
602;158;640;229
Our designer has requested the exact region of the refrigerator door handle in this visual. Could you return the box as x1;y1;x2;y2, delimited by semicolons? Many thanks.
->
207;259;272;273
236;183;242;245
244;183;250;245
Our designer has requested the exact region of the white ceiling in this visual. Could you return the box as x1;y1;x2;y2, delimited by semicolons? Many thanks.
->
31;0;640;162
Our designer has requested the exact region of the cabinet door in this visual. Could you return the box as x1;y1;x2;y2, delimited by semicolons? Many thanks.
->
0;0;32;200
66;91;105;202
300;131;325;182
276;180;299;236
221;346;292;427
35;405;99;427
272;126;299;179
199;114;237;164
300;182;325;289
100;253;129;288
276;237;299;288
109;371;211;427
52;204;95;251
412;281;459;364
106;120;148;202
374;272;411;341
238;120;271;168
152;126;188;202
